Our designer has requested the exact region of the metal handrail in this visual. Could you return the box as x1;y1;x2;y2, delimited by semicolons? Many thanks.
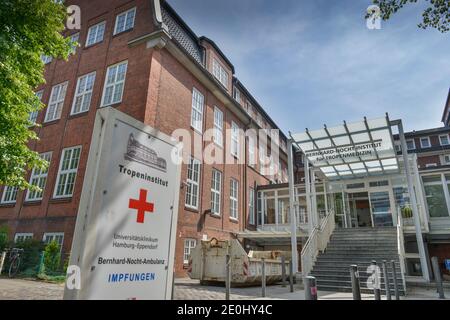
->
301;210;335;276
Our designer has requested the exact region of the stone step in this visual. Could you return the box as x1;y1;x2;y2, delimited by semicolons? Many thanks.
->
315;278;404;289
316;284;405;295
311;273;404;281
311;266;401;274
314;261;401;267
316;256;400;261
324;248;398;253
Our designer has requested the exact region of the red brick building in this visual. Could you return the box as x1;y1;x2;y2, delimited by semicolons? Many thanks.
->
0;0;289;277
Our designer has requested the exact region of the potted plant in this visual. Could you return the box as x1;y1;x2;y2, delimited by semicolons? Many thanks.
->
402;206;413;219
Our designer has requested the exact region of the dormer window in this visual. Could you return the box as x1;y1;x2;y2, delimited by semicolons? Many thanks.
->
213;59;228;89
420;137;431;148
233;86;241;103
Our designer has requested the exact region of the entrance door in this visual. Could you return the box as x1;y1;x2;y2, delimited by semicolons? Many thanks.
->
348;192;372;228
369;191;393;227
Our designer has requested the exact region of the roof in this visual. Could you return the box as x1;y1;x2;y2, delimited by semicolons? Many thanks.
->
199;36;235;73
393;126;450;139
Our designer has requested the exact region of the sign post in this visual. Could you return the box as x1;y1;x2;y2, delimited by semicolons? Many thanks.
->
64;107;182;300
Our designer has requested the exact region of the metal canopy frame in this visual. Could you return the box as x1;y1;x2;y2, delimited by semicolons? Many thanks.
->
292;114;400;180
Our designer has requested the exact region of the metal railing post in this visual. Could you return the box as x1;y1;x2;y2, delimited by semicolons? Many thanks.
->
431;256;445;299
391;260;400;300
382;260;391;300
261;258;266;298
372;260;381;300
350;265;361;300
0;251;6;275
281;256;287;287
225;254;231;300
289;259;294;293
304;276;318;300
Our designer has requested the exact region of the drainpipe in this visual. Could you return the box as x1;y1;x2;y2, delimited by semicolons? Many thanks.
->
396;119;431;281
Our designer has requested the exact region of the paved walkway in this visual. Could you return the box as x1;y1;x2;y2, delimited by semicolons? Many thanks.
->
0;277;449;300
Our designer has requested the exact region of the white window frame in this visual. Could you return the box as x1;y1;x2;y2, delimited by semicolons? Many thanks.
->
443;154;450;165
29;90;43;124
42;232;64;252
14;233;33;243
439;134;450;146
114;7;136;35
249;187;255;225
233;86;241;103
53;146;82;199
248;135;256;167
425;163;438;168
211;169;222;215
41;55;52;64
183;238;196;264
230;179;239;220
185;157;201;209
406;139;416;150
26;152;52;202
231;121;240;158
190;88;204;133
71;72;96;115
45;82;68;122
213;107;223;147
86;21;106;47
420;137;431;149
213;59;229;88
101;61;128;107
69;32;80;54
1;186;19;204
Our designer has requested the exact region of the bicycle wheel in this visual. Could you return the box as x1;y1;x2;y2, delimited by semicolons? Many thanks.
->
8;256;21;278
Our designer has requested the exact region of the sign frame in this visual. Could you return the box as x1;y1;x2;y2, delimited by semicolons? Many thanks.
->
63;107;182;300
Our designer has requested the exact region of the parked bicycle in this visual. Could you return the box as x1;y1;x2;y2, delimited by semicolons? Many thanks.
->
8;248;24;278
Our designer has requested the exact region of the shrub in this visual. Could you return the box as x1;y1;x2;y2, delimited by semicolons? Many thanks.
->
0;225;8;252
43;241;61;273
13;239;45;274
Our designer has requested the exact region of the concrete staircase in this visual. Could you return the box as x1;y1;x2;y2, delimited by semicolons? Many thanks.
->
311;227;405;295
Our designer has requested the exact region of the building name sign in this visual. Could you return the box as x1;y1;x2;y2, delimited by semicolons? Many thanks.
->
305;141;383;165
64;108;181;300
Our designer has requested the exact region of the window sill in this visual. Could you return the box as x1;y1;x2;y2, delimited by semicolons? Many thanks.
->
84;41;104;50
49;197;73;204
210;213;221;219
42;119;61;127
68;110;90;120
112;28;134;38
229;217;239;224
0;203;16;208
185;206;199;213
191;126;203;135
23;200;42;206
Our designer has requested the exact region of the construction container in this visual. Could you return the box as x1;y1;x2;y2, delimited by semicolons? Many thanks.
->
187;238;291;286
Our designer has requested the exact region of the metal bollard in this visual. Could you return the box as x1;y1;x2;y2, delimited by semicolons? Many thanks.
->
281;256;287;287
0;251;6;275
350;265;361;300
261;258;266;297
372;260;381;300
382;260;391;300
431;256;445;299
304;276;318;300
225;254;231;300
391;260;400;300
289;260;294;293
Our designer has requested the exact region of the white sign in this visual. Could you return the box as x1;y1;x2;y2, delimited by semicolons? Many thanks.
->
64;108;181;300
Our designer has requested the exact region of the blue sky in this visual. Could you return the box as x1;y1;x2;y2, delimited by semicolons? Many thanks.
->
169;0;450;133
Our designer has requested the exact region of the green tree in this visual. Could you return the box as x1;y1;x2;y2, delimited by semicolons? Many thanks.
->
371;0;450;32
0;0;73;190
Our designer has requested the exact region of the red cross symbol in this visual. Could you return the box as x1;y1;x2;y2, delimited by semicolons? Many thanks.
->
128;189;154;224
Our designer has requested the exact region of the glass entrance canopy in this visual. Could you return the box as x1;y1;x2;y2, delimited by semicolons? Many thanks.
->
291;115;399;180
